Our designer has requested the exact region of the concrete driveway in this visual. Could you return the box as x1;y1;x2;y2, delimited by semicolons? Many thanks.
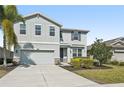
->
0;65;99;87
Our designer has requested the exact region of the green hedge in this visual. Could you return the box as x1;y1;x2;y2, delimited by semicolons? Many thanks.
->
110;60;124;66
71;58;82;68
70;58;94;69
110;60;119;65
81;58;94;68
119;62;124;66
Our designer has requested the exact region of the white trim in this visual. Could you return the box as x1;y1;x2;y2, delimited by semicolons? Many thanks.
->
19;23;27;35
114;50;124;53
21;48;55;51
49;25;56;36
34;24;42;36
110;40;124;46
18;41;60;45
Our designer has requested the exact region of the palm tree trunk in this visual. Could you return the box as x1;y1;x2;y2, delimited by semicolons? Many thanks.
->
3;34;7;67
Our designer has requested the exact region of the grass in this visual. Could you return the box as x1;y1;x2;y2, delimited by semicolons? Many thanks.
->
0;65;16;78
62;65;124;84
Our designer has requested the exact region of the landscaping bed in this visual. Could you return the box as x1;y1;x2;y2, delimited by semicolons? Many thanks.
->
0;65;17;78
61;64;124;84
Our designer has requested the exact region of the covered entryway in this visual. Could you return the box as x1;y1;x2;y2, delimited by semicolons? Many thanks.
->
21;50;54;65
60;48;67;62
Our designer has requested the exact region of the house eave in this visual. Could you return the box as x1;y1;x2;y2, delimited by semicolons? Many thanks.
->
61;28;89;33
15;12;63;27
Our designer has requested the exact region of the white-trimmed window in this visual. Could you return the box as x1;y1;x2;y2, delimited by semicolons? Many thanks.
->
63;48;67;57
78;48;82;57
20;24;26;34
73;48;82;57
35;25;41;35
73;48;77;57
49;26;55;36
71;31;81;41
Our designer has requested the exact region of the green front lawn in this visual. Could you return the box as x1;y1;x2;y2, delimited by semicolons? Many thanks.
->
62;65;124;84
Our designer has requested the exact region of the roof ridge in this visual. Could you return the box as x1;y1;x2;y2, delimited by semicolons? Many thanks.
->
23;12;62;27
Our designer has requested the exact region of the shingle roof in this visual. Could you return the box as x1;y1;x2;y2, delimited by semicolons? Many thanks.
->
104;37;124;46
87;37;124;50
18;12;62;27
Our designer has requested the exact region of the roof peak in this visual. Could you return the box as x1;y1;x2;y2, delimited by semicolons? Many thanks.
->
23;12;62;27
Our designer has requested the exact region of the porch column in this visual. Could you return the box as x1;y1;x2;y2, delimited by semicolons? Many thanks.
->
67;47;71;62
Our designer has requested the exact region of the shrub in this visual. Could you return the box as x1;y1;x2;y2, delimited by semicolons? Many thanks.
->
110;60;119;65
70;58;94;69
93;61;100;66
119;62;124;66
81;58;94;68
12;61;19;66
70;58;82;69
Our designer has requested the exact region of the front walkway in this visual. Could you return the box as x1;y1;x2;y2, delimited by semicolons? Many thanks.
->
0;65;99;87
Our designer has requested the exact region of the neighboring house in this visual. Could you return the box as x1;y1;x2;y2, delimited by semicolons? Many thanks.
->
87;37;124;61
0;47;13;60
14;12;89;65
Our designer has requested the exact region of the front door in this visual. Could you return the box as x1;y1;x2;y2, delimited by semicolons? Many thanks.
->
60;48;63;62
60;48;67;62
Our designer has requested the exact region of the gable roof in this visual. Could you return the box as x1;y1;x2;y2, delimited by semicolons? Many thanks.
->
20;12;62;27
87;37;124;50
61;28;89;33
104;37;124;46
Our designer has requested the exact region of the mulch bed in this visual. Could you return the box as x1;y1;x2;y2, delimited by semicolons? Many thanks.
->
60;65;113;71
0;64;17;78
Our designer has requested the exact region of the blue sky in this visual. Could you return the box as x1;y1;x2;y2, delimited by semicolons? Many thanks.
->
0;5;124;47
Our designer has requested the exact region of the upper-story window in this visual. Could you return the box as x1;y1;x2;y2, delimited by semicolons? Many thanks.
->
49;26;55;36
35;25;41;35
71;31;81;41
20;24;26;34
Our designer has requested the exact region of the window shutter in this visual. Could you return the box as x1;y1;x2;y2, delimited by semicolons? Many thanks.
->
71;31;74;41
78;32;81;41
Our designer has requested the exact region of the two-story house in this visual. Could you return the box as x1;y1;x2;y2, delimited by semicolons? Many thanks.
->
14;12;89;65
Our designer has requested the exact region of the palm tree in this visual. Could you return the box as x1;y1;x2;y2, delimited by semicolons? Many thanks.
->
0;5;4;24
0;5;24;67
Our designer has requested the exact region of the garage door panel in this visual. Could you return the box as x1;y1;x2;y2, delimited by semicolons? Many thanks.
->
21;50;54;65
112;52;124;61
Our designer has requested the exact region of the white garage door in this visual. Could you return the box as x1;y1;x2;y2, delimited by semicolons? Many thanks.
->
21;50;54;65
112;52;124;61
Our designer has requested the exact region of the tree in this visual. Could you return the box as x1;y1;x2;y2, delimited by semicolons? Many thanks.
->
0;5;4;24
90;38;113;66
0;5;24;67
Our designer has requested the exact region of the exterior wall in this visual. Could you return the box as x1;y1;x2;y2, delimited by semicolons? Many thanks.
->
111;48;124;61
14;15;60;62
14;16;60;43
61;31;87;45
13;14;88;63
60;47;87;62
61;31;87;62
14;43;59;58
112;52;124;61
